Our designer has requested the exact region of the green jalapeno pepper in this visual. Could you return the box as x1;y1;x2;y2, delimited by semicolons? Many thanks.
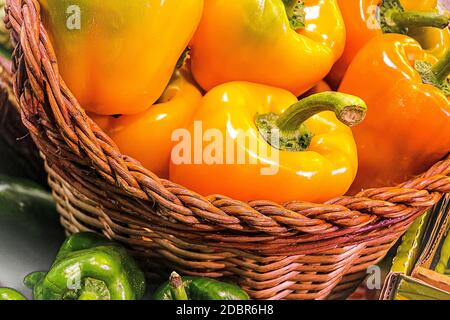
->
154;272;249;300
24;232;146;300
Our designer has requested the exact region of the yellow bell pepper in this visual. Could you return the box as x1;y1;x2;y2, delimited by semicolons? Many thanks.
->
406;1;450;59
169;83;367;203
401;0;438;11
90;70;203;178
190;0;346;96
40;0;204;115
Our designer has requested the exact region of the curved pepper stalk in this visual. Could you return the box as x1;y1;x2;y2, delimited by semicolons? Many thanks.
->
24;232;146;300
380;0;450;35
256;92;367;152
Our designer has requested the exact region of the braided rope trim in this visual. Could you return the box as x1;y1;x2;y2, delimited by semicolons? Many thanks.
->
4;0;450;238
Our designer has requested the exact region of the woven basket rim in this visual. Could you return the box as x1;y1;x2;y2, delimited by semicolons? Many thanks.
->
4;0;450;248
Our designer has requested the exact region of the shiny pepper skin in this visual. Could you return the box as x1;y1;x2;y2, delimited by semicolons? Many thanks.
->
0;288;27;300
339;34;450;193
39;0;204;115
90;69;203;179
327;0;450;89
24;232;146;300
301;80;332;98
190;0;346;96
169;82;367;203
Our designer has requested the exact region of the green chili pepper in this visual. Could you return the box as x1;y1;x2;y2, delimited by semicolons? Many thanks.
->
24;232;146;300
154;272;249;300
0;288;27;300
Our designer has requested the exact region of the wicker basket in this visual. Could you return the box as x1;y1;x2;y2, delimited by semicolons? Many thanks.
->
0;54;45;183
5;0;450;300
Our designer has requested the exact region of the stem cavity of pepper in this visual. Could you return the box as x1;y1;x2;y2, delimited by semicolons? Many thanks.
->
415;49;450;96
79;278;111;300
256;92;368;152
380;0;450;34
256;113;313;152
62;278;110;300
283;0;305;30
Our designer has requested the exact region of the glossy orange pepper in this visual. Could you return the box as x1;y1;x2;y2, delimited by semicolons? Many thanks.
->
90;70;203;178
169;83;368;203
190;0;346;96
301;80;332;98
40;0;204;115
339;34;450;194
327;0;450;89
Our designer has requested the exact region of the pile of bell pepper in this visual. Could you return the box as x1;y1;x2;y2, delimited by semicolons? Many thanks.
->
0;232;250;300
38;0;449;203
0;175;248;300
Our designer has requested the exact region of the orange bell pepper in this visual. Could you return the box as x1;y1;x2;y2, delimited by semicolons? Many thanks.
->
327;0;450;89
40;0;204;115
169;83;367;203
190;0;346;96
339;34;450;193
90;70;203;178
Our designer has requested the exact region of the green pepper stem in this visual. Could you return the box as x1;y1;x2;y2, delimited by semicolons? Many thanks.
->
380;0;450;34
276;92;367;131
432;49;450;83
169;272;188;300
255;92;367;152
283;0;298;14
391;11;450;29
282;0;305;29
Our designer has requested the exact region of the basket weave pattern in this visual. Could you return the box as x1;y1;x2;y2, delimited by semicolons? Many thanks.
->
0;55;46;183
5;0;450;299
